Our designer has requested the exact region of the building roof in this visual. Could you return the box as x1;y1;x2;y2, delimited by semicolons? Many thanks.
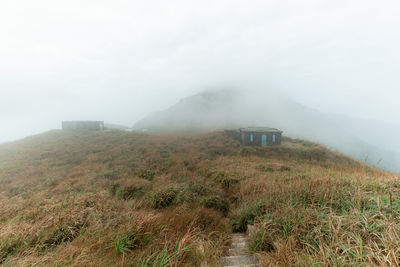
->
62;121;104;123
240;127;283;133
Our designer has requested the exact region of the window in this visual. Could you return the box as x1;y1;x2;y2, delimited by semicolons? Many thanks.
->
273;134;276;143
250;134;254;142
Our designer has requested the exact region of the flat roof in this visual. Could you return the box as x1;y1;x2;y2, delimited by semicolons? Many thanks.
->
62;121;103;123
240;127;283;133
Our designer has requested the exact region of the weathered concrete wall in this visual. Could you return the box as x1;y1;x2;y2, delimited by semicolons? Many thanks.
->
240;131;282;146
225;128;283;146
62;121;104;131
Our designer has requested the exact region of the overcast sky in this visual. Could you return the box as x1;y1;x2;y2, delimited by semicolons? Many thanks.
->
1;0;400;143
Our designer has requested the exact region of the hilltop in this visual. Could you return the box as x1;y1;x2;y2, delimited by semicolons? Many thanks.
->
134;89;400;172
0;130;400;266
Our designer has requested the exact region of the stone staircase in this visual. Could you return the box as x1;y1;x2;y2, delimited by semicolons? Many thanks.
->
220;233;259;267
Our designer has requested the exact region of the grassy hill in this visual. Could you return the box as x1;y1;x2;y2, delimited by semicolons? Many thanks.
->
133;89;400;172
0;130;399;266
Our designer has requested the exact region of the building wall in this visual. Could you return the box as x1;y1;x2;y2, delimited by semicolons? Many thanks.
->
240;131;282;146
62;121;104;131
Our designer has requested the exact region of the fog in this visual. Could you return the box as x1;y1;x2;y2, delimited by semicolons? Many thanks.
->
1;0;400;169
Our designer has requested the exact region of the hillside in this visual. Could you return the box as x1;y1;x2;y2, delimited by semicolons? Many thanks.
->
0;130;400;266
133;89;400;172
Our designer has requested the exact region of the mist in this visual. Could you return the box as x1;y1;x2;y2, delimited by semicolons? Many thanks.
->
1;0;400;170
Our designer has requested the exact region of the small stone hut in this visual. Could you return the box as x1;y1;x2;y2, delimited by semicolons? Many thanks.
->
240;127;282;146
225;127;283;146
62;121;104;131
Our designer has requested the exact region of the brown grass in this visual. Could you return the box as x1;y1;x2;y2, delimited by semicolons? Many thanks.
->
0;130;398;266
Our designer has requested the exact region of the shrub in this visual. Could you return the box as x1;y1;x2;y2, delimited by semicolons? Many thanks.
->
221;177;239;189
177;183;210;204
215;172;239;189
203;196;229;216
151;188;178;209
231;215;248;233
42;222;84;250
115;231;149;254
116;186;145;200
137;169;156;180
136;241;191;267
231;201;266;232
0;238;19;264
109;183;119;196
263;165;274;172
194;208;231;233
247;227;274;252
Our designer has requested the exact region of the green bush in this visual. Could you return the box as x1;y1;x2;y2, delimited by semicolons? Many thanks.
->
42;222;84;250
0;238;19;264
248;227;274;252
151;188;178;209
263;166;274;172
231;201;266;232
215;172;239;189
221;177;239;189
136;241;191;267
231;215;248;233
177;183;209;203
116;187;145;200
115;231;149;254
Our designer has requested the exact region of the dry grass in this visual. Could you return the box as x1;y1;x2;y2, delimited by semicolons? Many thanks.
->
0;130;398;266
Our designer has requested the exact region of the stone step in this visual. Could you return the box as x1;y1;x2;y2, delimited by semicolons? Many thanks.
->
231;242;247;248
228;248;247;255
221;255;259;266
232;239;248;244
232;234;247;238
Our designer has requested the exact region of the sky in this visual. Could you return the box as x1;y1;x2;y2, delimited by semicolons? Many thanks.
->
1;0;400;143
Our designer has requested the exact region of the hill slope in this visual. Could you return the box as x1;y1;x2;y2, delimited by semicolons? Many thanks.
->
0;130;399;266
134;89;400;172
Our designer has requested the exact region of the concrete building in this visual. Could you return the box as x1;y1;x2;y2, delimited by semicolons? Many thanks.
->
240;127;282;146
62;121;105;131
226;127;283;146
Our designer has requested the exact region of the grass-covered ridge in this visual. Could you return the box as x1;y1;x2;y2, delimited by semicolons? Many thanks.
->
0;130;398;266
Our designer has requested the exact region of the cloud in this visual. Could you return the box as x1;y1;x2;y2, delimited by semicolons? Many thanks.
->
1;0;400;142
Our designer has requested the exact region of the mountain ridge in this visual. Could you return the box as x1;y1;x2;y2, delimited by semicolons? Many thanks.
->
134;89;399;172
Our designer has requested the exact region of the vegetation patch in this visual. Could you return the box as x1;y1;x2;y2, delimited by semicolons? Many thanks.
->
0;238;19;264
261;164;291;172
151;188;178;209
137;169;156;180
214;172;239;189
114;230;149;254
203;196;229;216
0;130;396;265
176;183;210;203
42;222;84;250
116;186;145;200
136;241;191;267
263;165;274;172
96;170;120;180
231;201;266;232
248;226;274;253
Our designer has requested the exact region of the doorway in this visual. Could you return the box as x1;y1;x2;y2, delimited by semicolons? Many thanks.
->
262;134;267;146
